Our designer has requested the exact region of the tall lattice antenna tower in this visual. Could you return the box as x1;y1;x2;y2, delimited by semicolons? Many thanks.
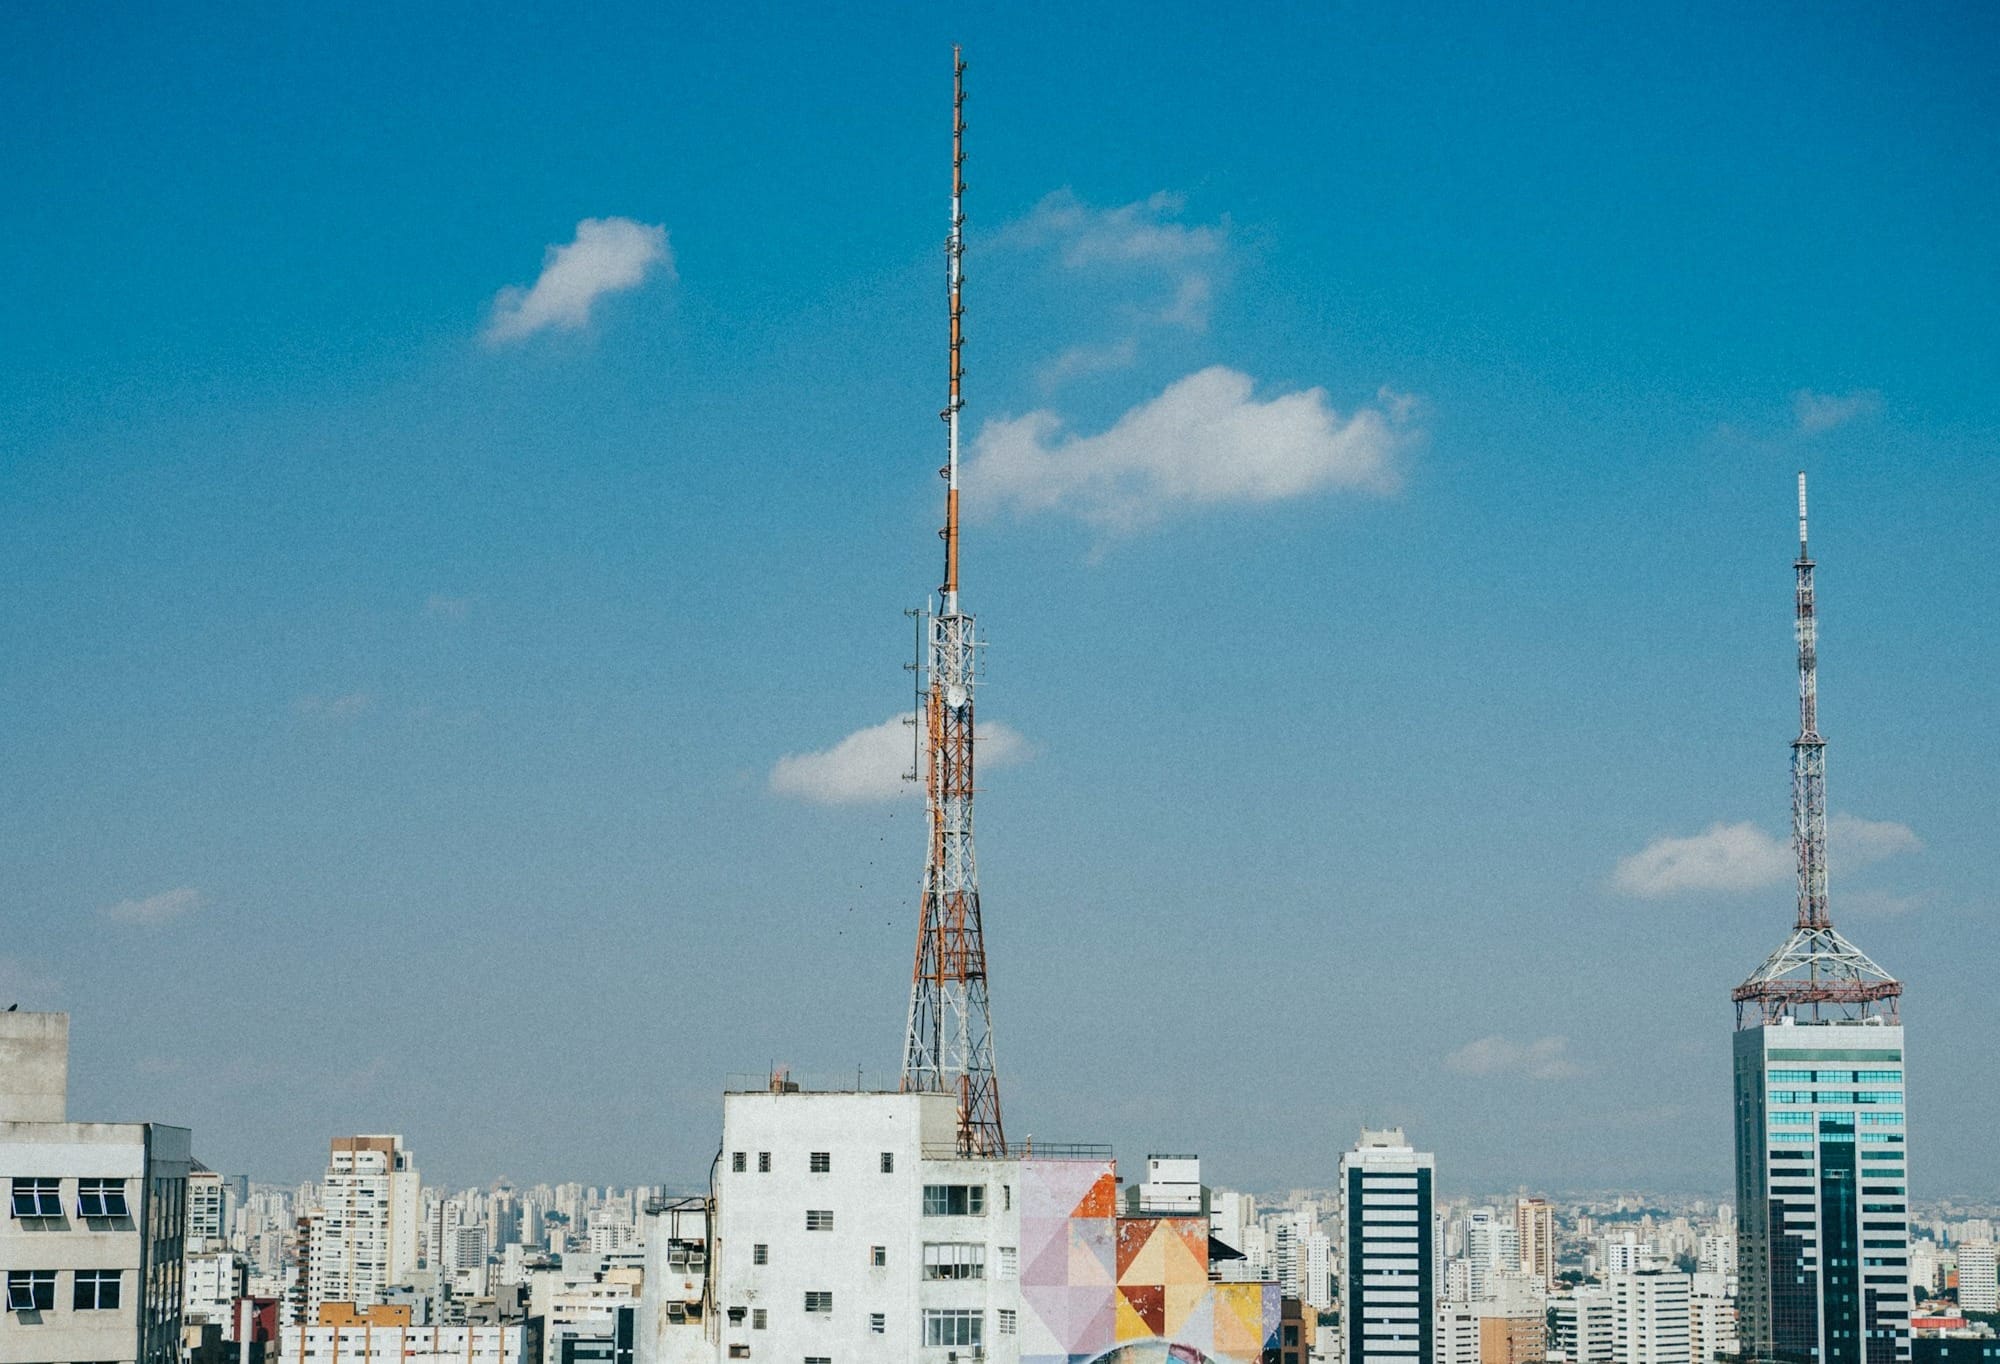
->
1733;473;1900;1027
901;47;1006;1156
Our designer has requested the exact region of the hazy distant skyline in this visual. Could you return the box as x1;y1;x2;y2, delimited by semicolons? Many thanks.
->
3;3;1996;1194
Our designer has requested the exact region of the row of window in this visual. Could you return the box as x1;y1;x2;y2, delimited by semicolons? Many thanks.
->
1767;1091;1902;1105
745;1242;1017;1276
1768;1070;1902;1084
5;1269;124;1312
9;1179;130;1220
726;1302;1014;1346
729;1151;897;1175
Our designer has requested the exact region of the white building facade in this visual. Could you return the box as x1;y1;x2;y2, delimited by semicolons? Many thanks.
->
311;1134;422;1314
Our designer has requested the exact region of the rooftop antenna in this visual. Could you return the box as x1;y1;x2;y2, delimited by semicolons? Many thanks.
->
1733;472;1900;1026
901;46;1006;1157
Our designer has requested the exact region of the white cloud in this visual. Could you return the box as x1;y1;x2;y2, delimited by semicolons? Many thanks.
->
1444;1035;1584;1081
484;217;673;344
1004;189;1227;270
1612;813;1923;898
967;365;1407;531
770;713;1031;805
105;887;201;926
1611;821;1790;898
1793;388;1880;434
1829;813;1923;863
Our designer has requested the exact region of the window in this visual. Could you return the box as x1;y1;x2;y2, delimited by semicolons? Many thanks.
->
922;1184;986;1216
74;1270;122;1311
806;1210;834;1231
752;1309;767;1330
758;1152;772;1173
880;1152;894;1174
77;1179;130;1218
923;1243;986;1280
728;1347;749;1359
806;1358;831;1364
999;1309;1017;1335
10;1178;61;1218
728;1306;747;1326
999;1246;1018;1279
804;1291;832;1314
753;1243;769;1265
871;1245;886;1267
1003;1184;1012;1210
731;1152;747;1173
6;1270;56;1312
809;1152;831;1173
924;1309;983;1348
870;1313;886;1335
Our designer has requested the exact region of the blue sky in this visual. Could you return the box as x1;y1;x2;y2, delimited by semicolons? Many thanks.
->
2;1;1995;1195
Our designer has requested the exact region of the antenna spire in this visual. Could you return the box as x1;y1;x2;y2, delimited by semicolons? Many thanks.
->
1791;471;1826;929
902;47;1005;1157
941;44;966;611
1733;473;1899;1025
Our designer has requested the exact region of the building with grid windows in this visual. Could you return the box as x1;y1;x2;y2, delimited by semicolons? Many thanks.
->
309;1134;422;1317
0;1010;192;1364
1340;1127;1436;1364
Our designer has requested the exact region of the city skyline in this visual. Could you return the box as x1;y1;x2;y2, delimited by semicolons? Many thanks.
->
3;3;1996;1198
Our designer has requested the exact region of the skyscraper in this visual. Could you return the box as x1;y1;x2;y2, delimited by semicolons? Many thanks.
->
1732;476;1911;1364
310;1135;421;1314
1341;1128;1436;1364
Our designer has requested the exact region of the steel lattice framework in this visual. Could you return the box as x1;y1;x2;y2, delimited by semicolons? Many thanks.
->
1733;474;1901;1027
901;48;1006;1157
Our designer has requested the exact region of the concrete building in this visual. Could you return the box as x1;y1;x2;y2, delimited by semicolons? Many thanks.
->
1957;1244;1998;1315
277;1321;530;1362
1341;1127;1436;1364
0;1011;193;1364
1554;1286;1617;1364
1439;1303;1483;1364
696;1081;1281;1364
1690;1286;1739;1364
1478;1276;1548;1364
311;1134;421;1315
1610;1269;1692;1364
1465;1209;1520;1304
1516;1199;1557;1290
710;1086;1025;1363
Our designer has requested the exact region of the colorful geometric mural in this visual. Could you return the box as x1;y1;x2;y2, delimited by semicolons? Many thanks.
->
1019;1158;1280;1364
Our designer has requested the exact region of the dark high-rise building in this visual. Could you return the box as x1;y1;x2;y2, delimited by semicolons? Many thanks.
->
1732;476;1910;1364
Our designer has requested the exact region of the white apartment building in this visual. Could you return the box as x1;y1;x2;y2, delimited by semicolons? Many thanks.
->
278;1322;527;1362
311;1134;421;1314
1610;1269;1692;1364
1132;1155;1204;1214
707;1087;1022;1364
0;1011;193;1364
1340;1128;1435;1364
1465;1208;1520;1303
1553;1286;1616;1364
183;1247;246;1328
1689;1288;1738;1364
187;1166;227;1250
1957;1243;1999;1314
1438;1302;1481;1364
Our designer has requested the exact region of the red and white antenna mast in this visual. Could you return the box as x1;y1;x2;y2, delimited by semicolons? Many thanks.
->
901;47;1006;1157
1733;473;1900;1026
